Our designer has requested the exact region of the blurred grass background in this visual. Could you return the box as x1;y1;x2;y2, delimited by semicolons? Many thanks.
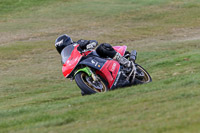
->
0;0;200;132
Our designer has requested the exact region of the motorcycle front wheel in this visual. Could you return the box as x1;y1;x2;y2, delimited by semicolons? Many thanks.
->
75;72;108;95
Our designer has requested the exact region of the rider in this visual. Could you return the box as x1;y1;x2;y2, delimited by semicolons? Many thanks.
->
55;34;132;68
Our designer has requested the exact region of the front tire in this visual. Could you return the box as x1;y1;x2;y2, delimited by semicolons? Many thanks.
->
75;72;108;95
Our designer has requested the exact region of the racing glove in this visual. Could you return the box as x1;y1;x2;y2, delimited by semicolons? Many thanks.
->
77;39;98;50
86;41;97;50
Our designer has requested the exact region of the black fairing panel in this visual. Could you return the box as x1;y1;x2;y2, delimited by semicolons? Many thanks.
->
79;55;107;70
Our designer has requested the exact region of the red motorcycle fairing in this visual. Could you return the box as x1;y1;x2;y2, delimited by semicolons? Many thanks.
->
62;44;92;78
96;60;120;89
97;45;126;89
62;44;127;89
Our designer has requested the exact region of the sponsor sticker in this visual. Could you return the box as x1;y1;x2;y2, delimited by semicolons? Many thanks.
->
111;63;117;71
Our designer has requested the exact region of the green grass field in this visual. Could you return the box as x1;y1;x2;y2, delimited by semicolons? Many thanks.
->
0;0;200;132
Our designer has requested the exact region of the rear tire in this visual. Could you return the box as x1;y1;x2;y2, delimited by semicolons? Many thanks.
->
75;72;108;95
134;64;152;84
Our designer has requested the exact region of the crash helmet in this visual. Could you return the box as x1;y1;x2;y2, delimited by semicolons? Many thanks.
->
55;34;73;54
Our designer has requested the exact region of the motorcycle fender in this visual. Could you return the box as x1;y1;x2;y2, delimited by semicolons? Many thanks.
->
74;67;92;77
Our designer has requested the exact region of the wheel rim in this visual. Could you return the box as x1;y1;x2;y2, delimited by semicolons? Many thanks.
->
135;66;151;83
80;73;107;92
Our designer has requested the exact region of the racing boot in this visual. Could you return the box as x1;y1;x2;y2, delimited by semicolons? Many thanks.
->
113;52;132;68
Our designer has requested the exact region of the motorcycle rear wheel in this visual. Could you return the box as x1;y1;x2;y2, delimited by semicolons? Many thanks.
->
134;64;152;84
75;72;108;95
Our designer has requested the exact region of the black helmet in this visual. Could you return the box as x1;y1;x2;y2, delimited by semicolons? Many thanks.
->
55;34;73;54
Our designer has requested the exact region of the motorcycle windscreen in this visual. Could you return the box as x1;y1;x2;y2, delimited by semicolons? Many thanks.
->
62;45;82;78
61;45;75;64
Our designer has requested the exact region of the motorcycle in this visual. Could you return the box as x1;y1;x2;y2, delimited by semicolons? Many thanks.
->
61;43;152;95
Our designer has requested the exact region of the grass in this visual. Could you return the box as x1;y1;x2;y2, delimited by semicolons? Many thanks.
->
0;0;200;133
